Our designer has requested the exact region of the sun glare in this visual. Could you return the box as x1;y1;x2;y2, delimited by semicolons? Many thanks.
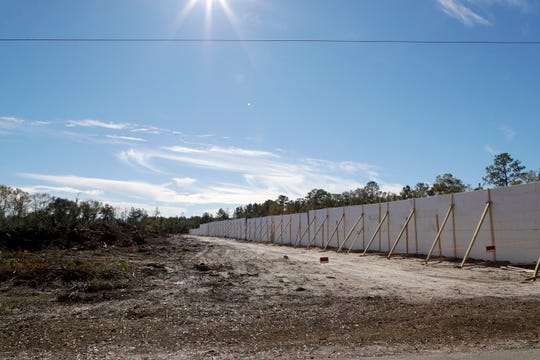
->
176;0;239;38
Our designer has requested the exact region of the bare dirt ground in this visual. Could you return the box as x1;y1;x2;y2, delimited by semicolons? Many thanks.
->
1;234;539;359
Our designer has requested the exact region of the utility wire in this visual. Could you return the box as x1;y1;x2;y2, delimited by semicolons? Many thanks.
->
1;38;540;45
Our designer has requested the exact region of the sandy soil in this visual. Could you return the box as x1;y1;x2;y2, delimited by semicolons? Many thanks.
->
1;235;539;359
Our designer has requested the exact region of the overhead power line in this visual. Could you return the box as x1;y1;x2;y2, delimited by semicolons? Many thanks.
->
1;38;540;45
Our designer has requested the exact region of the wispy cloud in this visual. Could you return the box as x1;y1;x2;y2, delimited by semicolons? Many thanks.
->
475;0;530;12
105;135;147;142
21;185;104;197
0;116;24;131
0;116;24;124
484;145;498;155
208;146;278;157
499;125;516;141
66;119;128;130
437;0;531;26
30;121;51;126
163;146;205;154
437;0;491;26
173;177;197;186
118;144;393;201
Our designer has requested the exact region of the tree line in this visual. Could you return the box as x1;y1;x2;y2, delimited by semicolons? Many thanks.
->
0;186;211;244
229;152;539;219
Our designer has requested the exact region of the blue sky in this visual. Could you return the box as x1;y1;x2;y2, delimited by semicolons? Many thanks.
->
1;0;539;217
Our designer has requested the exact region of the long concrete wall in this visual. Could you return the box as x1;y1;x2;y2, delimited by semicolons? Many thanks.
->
190;183;540;264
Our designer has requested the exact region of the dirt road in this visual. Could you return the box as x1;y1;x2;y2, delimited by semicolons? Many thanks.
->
1;235;539;359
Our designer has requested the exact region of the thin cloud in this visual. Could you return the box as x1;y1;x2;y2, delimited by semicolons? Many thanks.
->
437;0;492;26
163;146;205;154
118;146;384;201
130;127;162;135
208;146;278;157
30;121;51;126
0;116;24;130
0;116;24;124
106;135;147;142
65;119;128;130
499;125;516;141
21;185;104;196
173;177;197;186
484;145;498;155
472;0;530;12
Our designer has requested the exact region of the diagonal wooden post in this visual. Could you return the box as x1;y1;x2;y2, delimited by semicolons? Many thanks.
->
387;208;416;259
425;203;455;263
460;201;492;268
280;216;292;244
529;255;540;281
346;225;365;254
337;212;364;253
323;213;345;251
294;215;316;248
307;215;328;249
362;211;389;256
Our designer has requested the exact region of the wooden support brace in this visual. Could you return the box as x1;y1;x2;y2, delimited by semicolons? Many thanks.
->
294;216;316;248
527;255;540;281
362;211;389;256
279;218;291;244
263;221;270;243
225;221;234;238
460;201;492;268
307;216;328;249
425;204;455;263
387;208;416;259
323;213;345;251
346;225;365;254
337;213;364;253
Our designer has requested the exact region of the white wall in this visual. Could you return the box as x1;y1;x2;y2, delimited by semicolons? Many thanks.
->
189;183;540;263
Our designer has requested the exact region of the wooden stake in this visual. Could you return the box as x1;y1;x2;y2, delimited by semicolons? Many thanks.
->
289;215;293;245
425;203;454;263
436;213;441;256
362;205;366;249
323;213;345;250
337;212;364;253
530;255;540;281
487;189;497;262
307;216;328;249
346;225;365;254
387;208;415;259
413;199;418;254
378;202;382;251
460;201;492;268
362;211;389;256
294;215;316;248
387;202;391;251
451;194;457;259
279;217;284;244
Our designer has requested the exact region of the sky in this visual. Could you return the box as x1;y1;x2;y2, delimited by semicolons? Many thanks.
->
1;0;539;217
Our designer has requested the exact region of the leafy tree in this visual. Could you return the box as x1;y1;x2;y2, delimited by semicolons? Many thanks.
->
48;197;80;229
79;200;101;226
483;153;526;187
518;170;539;184
305;189;333;210
127;207;148;228
431;173;469;195
400;185;414;199
233;206;245;219
99;204;116;224
363;181;381;204
413;182;432;198
216;208;229;220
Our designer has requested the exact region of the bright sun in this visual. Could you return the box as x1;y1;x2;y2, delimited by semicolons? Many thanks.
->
176;0;237;37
